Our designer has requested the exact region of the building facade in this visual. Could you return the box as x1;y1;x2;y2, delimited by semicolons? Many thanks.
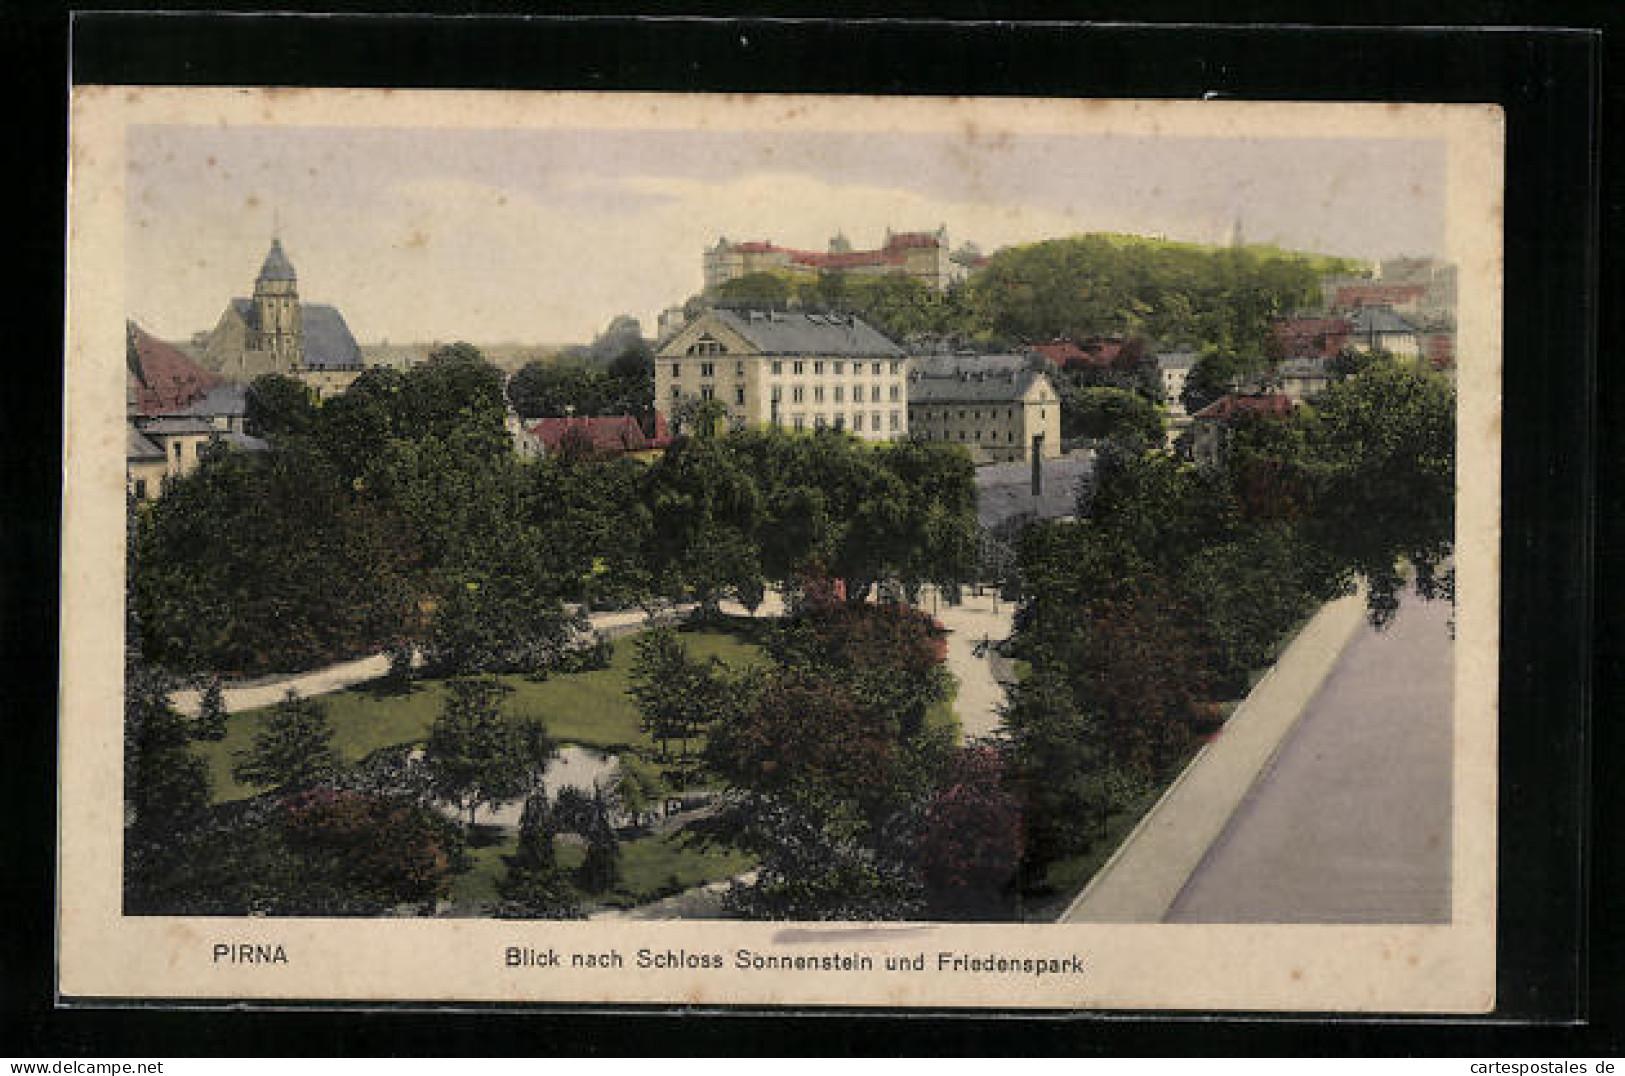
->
703;227;975;294
195;236;367;396
906;355;1062;464
656;309;910;439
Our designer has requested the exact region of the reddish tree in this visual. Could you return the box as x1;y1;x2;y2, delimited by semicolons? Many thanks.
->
916;745;1023;910
281;788;455;905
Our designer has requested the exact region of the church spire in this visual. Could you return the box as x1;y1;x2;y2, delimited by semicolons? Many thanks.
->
257;235;297;284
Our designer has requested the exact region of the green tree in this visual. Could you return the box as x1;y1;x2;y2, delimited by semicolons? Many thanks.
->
423;676;549;830
1060;385;1165;447
613;755;669;830
714;271;793;308
194;676;228;741
231;689;340;792
244;373;318;441
496;792;580;918
628;628;729;761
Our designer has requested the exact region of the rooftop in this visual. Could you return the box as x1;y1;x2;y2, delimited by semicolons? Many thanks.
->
1193;393;1295;422
707;309;905;358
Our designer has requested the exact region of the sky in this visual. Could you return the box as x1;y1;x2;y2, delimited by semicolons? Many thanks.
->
125;124;1447;345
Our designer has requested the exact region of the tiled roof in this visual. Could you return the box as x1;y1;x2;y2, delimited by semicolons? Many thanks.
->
1029;339;1123;369
1193;393;1295;422
257;238;297;283
173;383;248;419
529;415;653;455
127;322;222;415
709;309;904;357
723;231;944;271
1269;316;1352;359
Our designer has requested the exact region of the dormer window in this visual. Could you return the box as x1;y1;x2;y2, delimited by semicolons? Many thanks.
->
686;334;727;357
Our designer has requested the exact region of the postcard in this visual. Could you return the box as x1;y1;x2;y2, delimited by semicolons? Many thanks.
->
61;88;1501;1010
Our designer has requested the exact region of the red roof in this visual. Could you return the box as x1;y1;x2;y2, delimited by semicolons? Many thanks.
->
726;232;944;273
1028;339;1124;370
528;414;670;456
1269;316;1352;360
128;323;222;415
881;232;942;252
1194;393;1295;422
1328;283;1426;312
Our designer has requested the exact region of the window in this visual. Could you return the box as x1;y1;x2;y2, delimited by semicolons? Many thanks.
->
700;362;715;378
793;361;805;375
890;411;900;430
671;386;681;400
134;478;148;499
735;387;745;405
772;361;783;375
793;414;805;431
872;413;882;432
814;386;824;403
889;385;900;402
196;441;207;458
833;362;844;375
889;361;900;375
736;361;745;376
834;386;845;403
671;363;680;378
700;386;715;401
871;362;881;375
975;429;982;441
871;386;882;403
958;430;965;441
792;386;805;403
814;414;826;429
853;413;864;432
771;386;783;402
834;415;845;430
814;361;824;375
172;441;182;460
973;410;980;420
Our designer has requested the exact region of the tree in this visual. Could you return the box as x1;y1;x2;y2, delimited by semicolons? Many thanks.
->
194;676;228;741
423;676;548;830
245;373;318;441
496;792;580;917
613;755;669;830
280;788;458;908
1060;385;1165;447
231;689;340;792
425;341;487;367
628;628;729;761
714;271;793;309
916;745;1023;915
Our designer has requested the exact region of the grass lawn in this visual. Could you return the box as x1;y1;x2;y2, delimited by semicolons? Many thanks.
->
197;627;766;802
445;829;755;911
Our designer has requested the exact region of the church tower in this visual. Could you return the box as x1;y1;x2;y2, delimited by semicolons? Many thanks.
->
253;236;303;367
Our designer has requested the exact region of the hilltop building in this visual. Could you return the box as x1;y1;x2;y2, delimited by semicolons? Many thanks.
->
194;236;367;397
703;227;981;294
906;354;1061;465
656;309;909;439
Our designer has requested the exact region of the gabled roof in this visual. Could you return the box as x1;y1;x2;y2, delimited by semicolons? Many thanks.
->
256;238;297;283
1028;339;1124;370
300;304;363;369
1193;393;1295;422
706;309;905;358
128;322;222;415
529;414;654;456
1347;304;1417;335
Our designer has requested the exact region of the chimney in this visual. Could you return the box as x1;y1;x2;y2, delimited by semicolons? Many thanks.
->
1031;433;1044;495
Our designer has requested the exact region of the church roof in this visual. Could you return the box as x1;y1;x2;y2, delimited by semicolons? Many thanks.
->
127;322;222;415
256;238;297;283
301;304;363;369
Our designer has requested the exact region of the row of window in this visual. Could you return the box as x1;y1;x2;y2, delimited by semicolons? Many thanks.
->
779;411;903;433
909;407;1028;422
773;384;899;404
668;359;903;378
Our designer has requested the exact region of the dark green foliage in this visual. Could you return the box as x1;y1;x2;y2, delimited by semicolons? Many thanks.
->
194;677;228;741
424;676;551;830
628;627;732;760
244;373;317;441
231;689;340;791
1060;385;1165;447
496;792;581;918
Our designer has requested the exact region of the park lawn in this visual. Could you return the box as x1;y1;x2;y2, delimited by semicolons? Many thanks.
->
446;830;755;911
196;628;767;802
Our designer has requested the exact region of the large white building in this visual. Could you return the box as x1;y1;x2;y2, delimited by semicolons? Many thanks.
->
656;309;909;439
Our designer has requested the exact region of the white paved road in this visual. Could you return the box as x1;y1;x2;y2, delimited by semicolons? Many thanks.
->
1165;590;1454;923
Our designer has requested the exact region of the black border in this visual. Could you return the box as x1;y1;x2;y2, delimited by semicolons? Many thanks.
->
4;8;1612;1056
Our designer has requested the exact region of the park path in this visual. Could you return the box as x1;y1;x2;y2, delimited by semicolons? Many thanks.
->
1164;589;1453;923
924;589;1016;741
168;593;788;717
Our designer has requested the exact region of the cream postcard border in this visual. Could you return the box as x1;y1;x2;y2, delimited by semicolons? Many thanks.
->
61;89;1502;1011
